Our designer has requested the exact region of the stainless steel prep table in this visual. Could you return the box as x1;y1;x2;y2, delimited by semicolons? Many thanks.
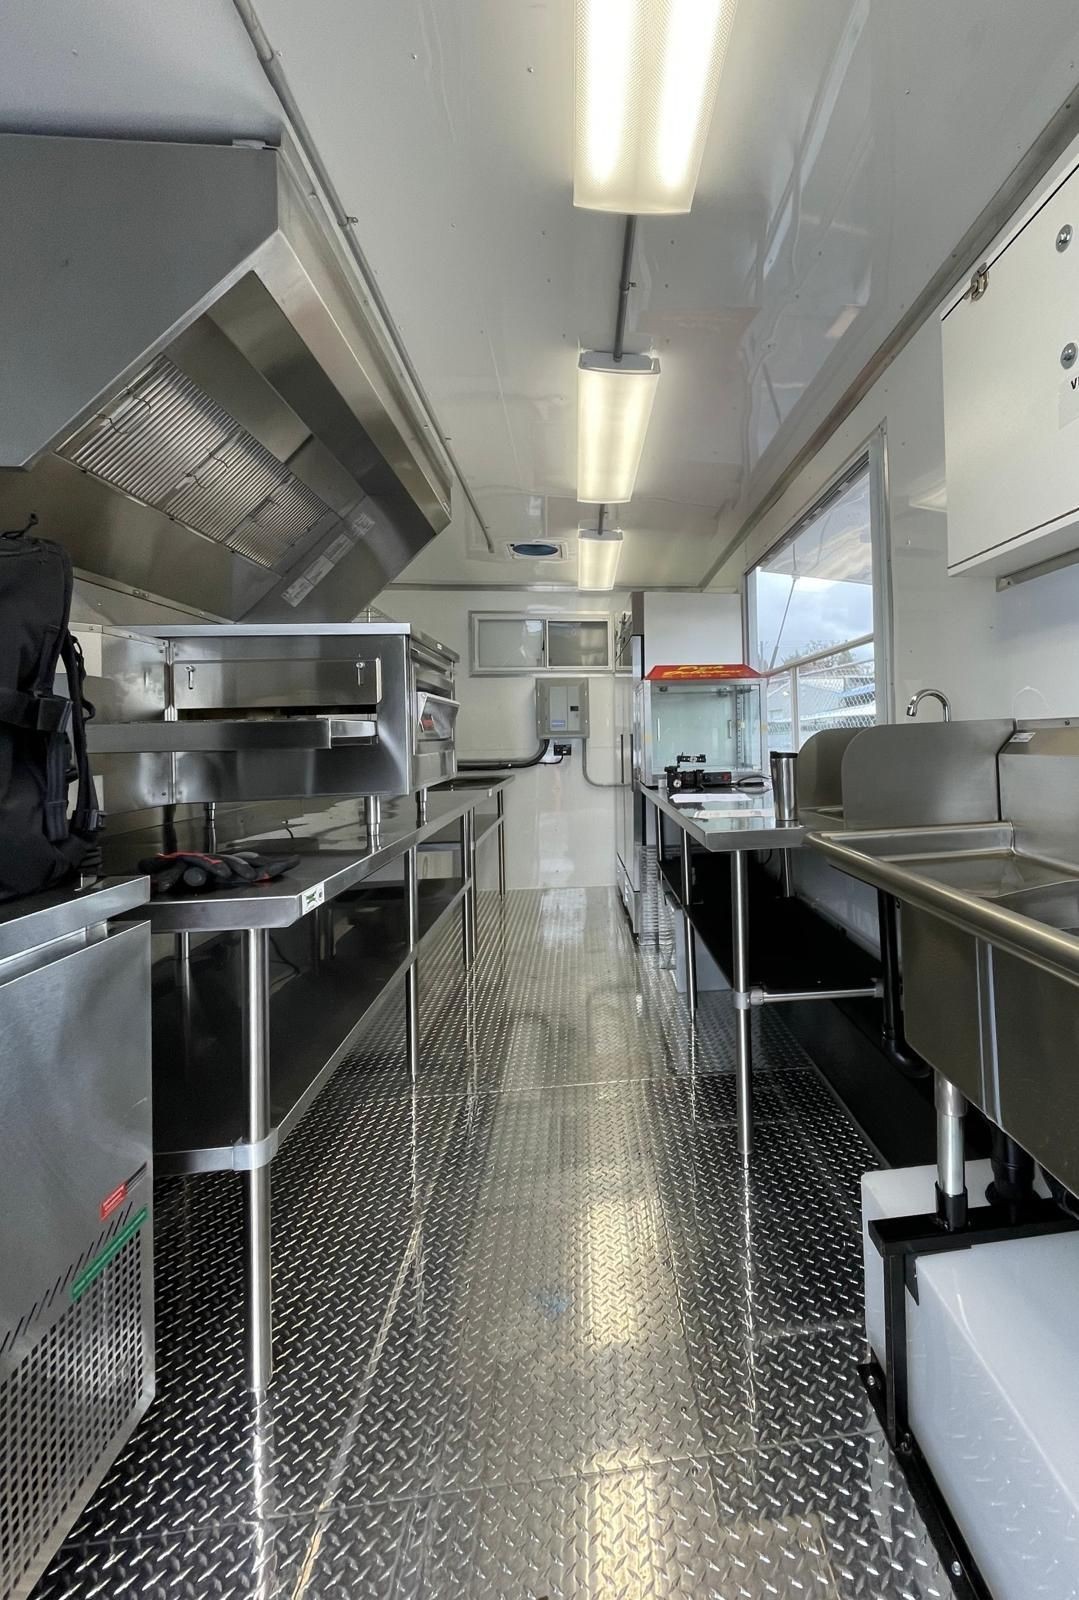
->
641;785;880;1163
113;780;510;1390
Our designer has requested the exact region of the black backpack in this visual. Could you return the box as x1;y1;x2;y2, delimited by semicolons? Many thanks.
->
0;520;102;902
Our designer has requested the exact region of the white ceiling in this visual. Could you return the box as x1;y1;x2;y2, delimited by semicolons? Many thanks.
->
5;0;1079;592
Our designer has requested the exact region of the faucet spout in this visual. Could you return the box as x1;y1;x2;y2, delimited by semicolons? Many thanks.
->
906;688;952;722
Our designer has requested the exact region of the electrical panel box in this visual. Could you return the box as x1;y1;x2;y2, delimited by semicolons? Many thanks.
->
536;677;590;738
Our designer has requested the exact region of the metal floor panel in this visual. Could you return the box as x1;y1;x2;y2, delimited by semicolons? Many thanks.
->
34;887;956;1599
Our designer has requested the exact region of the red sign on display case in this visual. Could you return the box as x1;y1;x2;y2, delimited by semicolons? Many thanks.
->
645;663;762;681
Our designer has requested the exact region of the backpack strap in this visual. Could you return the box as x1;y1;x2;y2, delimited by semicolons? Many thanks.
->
59;631;102;836
0;686;72;732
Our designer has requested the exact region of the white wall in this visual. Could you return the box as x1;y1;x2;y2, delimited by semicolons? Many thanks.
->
718;306;1079;722
712;274;1079;941
378;588;628;890
642;592;743;672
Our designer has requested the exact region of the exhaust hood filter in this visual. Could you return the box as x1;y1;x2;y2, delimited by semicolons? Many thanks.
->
63;356;337;571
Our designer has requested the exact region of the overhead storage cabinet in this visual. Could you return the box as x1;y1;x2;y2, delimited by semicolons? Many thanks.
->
943;154;1079;578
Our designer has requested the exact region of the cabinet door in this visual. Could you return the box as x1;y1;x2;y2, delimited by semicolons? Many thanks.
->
943;160;1079;573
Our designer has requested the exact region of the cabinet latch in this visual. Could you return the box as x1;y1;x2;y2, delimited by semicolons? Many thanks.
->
966;263;989;302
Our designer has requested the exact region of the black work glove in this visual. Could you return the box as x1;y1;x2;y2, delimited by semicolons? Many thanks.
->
138;850;301;894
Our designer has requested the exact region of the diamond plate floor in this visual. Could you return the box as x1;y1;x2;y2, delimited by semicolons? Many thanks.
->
34;887;957;1599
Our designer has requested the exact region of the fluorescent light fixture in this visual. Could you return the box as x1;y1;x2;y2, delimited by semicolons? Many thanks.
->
578;525;624;590
574;0;738;214
577;350;660;504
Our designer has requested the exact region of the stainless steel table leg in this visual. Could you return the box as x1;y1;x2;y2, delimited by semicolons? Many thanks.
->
935;1072;968;1229
680;829;697;1014
731;850;753;1164
496;788;507;900
461;811;475;968
405;844;420;1081
467;805;479;954
242;928;273;1390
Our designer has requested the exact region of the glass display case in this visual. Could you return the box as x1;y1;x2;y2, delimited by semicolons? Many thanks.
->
636;670;766;786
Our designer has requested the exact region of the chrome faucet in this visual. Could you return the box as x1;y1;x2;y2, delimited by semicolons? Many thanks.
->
906;688;951;722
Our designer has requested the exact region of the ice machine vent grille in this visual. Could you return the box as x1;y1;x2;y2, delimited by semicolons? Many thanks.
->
0;1230;148;1598
63;356;337;571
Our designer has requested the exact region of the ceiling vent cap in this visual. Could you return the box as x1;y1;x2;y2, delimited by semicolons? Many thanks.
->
506;540;566;560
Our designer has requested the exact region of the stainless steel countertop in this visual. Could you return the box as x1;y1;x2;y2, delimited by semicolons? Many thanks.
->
124;619;459;662
113;781;510;932
809;825;1079;986
640;783;806;852
0;874;149;960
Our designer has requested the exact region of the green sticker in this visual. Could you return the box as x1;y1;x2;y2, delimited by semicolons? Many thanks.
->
71;1207;149;1301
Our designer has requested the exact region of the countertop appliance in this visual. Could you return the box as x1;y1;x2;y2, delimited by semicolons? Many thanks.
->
79;621;458;808
664;765;734;795
0;875;153;1600
637;666;766;788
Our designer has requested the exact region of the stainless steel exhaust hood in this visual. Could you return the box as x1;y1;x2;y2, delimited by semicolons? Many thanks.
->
0;133;452;620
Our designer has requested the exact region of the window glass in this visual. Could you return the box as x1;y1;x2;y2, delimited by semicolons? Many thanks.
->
796;642;875;742
474;617;545;671
753;472;873;670
548;619;609;668
748;461;879;749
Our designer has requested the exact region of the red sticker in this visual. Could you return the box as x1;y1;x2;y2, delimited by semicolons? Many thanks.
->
646;663;762;681
99;1181;127;1221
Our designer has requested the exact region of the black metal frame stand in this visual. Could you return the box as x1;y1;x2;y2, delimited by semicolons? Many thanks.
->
862;1197;1079;1599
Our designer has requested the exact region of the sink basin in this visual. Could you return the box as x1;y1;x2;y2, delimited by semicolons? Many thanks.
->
812;822;1079;902
815;822;1013;862
890;851;1079;899
996;880;1079;933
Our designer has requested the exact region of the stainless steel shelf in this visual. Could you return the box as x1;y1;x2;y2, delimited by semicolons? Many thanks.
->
153;876;469;1174
111;783;508;931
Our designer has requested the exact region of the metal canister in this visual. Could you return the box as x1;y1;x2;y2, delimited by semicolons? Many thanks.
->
769;750;798;824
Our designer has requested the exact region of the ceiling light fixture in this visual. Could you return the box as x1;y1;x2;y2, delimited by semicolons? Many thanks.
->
574;0;738;214
578;525;624;590
577;350;660;504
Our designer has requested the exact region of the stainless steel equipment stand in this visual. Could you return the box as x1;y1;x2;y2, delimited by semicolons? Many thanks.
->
643;787;881;1170
242;928;273;1392
133;784;509;1391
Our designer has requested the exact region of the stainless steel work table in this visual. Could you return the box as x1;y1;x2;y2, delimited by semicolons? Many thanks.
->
113;779;510;1390
641;785;879;1164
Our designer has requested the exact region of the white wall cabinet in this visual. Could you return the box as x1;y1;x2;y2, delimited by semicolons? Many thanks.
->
942;155;1079;579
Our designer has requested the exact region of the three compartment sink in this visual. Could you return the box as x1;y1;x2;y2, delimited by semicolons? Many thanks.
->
807;821;1079;986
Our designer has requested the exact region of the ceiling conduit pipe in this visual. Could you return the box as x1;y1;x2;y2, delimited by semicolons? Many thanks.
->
231;0;495;552
612;215;638;363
